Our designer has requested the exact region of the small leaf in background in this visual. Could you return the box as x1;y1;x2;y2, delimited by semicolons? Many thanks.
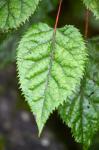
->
17;23;87;134
83;0;99;19
59;37;99;150
0;0;40;31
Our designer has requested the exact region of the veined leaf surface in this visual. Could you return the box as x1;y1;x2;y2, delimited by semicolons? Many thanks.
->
59;37;99;150
17;23;87;134
0;0;40;31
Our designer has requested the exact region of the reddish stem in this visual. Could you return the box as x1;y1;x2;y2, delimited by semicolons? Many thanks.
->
85;9;89;39
54;0;63;33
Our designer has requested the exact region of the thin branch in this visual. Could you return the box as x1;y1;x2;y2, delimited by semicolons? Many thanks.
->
54;0;63;33
85;9;90;39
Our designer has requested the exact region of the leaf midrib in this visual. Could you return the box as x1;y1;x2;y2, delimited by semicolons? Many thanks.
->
40;31;56;122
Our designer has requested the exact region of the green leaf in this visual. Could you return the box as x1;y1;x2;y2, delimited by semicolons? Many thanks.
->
0;0;40;31
58;37;99;150
17;23;87;134
83;0;99;19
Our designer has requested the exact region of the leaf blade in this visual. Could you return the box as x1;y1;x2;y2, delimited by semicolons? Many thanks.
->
59;37;99;149
17;23;87;134
83;0;99;19
0;0;40;31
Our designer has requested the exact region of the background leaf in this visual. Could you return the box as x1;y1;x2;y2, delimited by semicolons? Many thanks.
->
58;37;99;150
83;0;99;19
17;23;87;134
0;0;40;31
